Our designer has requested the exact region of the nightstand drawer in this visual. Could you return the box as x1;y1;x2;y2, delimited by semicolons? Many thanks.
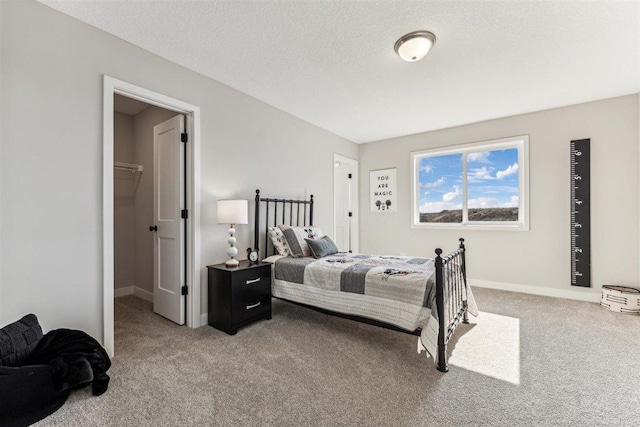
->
231;267;271;287
232;288;271;324
231;266;271;324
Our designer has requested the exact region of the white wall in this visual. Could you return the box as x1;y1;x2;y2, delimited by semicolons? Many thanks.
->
113;112;135;290
0;0;357;336
359;95;640;299
132;106;177;295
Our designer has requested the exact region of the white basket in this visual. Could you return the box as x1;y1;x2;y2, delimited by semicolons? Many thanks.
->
600;285;640;314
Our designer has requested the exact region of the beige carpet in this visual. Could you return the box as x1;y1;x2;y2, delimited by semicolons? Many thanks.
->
35;288;640;426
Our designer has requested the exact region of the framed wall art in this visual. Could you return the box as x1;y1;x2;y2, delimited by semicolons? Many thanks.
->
370;168;397;212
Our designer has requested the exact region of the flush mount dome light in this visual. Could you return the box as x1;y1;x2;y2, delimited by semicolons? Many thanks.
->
394;31;436;62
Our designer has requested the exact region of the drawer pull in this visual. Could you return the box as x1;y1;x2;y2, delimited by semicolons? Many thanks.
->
246;302;261;310
245;278;261;285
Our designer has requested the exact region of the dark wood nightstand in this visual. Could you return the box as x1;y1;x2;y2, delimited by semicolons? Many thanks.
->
207;260;272;335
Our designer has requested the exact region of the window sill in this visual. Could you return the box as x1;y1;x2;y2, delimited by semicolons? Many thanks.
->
411;222;529;231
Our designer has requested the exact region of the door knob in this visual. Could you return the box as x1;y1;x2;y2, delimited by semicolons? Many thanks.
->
149;225;158;232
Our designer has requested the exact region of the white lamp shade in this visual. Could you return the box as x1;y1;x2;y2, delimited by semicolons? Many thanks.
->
217;199;248;224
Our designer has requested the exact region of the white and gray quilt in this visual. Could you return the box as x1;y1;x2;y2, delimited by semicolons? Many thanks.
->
272;252;477;360
275;253;437;307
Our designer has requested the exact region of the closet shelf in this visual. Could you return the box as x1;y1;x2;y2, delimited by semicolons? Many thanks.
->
114;161;143;173
114;161;143;200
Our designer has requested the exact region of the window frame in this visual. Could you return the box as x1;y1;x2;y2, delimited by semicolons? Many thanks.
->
410;135;529;231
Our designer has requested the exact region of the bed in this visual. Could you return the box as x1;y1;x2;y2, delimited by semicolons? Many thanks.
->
253;189;477;372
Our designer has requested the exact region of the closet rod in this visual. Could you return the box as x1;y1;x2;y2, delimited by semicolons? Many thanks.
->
114;161;143;173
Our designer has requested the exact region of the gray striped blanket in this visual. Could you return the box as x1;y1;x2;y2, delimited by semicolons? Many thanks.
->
274;253;438;312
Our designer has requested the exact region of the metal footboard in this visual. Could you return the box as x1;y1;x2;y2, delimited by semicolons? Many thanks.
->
434;238;469;373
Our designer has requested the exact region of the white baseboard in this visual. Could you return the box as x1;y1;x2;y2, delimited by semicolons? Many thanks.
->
114;286;133;298
114;285;154;303
200;313;208;327
470;279;601;303
133;287;154;303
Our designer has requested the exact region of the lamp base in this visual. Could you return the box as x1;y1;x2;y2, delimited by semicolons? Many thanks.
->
225;258;240;267
225;224;239;267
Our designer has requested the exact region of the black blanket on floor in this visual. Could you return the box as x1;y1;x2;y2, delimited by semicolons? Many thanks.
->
27;329;111;396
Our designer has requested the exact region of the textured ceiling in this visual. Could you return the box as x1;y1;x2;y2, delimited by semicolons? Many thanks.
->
37;0;640;143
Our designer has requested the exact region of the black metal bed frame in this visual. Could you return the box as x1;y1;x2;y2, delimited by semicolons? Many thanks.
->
254;189;469;372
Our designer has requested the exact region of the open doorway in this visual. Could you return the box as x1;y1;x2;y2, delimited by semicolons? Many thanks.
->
113;95;186;325
333;154;359;253
103;77;201;357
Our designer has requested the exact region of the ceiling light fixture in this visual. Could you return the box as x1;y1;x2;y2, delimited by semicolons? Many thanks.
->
394;31;436;62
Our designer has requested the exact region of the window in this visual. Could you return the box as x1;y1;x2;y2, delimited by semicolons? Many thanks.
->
411;135;529;230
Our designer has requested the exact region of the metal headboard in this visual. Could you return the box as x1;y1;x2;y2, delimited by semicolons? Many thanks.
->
254;189;314;257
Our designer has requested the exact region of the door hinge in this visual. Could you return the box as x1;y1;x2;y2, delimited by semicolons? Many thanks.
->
348;212;353;217
181;285;188;296
348;173;352;179
181;132;188;143
181;209;189;219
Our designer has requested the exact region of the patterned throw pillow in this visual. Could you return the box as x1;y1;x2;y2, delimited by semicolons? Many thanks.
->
267;226;290;257
279;225;324;258
305;236;339;258
0;314;43;367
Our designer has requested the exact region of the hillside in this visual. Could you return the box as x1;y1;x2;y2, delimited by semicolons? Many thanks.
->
420;208;518;223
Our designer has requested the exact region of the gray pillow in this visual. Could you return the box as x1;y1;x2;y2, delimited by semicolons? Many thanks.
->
304;236;339;259
280;226;324;258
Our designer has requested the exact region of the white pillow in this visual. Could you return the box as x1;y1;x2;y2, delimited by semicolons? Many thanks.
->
267;226;290;257
262;255;284;264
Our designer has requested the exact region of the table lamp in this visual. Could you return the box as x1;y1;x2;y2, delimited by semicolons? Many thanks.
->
217;199;248;267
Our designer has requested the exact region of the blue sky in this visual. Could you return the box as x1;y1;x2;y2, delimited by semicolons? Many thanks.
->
419;148;519;213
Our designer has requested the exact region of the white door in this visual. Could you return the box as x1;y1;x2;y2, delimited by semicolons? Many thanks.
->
334;155;359;253
152;115;185;324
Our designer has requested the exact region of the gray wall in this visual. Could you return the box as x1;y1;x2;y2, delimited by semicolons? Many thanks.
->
0;0;357;336
358;95;639;298
113;112;135;290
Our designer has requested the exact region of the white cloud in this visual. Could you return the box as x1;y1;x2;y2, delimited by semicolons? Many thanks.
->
442;185;461;202
468;152;491;164
419;201;462;213
467;197;498;209
502;195;519;208
423;177;445;189
496;163;519;179
470;185;519;193
468;166;495;182
420;164;433;173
